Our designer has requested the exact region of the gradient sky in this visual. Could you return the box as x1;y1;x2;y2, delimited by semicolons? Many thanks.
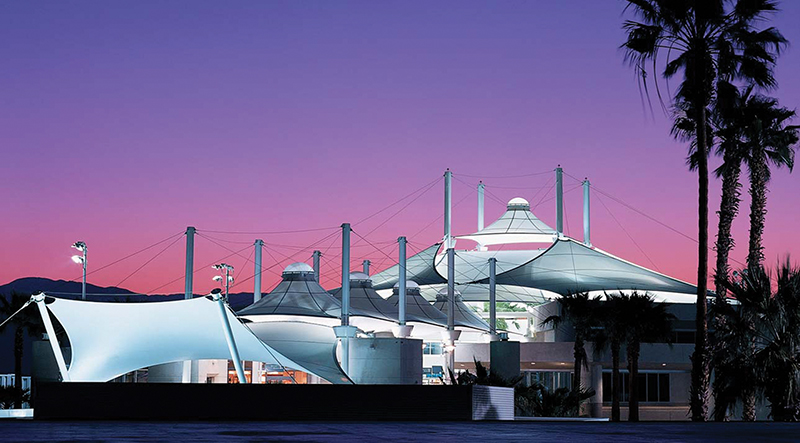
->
2;1;798;296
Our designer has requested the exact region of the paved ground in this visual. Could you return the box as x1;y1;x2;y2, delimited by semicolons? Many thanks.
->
1;421;799;442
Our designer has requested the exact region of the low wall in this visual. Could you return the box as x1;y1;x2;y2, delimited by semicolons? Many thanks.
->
34;383;514;421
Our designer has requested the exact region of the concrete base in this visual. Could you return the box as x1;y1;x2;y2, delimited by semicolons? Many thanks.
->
490;340;520;381
34;383;512;420
348;337;423;385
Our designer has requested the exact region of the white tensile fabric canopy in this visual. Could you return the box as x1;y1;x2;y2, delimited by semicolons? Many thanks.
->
456;197;557;246
42;296;312;382
369;238;698;303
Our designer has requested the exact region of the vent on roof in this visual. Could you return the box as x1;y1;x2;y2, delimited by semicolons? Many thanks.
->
507;197;530;210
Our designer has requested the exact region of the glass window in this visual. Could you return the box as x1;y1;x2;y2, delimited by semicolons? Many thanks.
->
602;372;671;403
423;342;443;355
526;371;572;391
639;374;658;401
659;374;670;402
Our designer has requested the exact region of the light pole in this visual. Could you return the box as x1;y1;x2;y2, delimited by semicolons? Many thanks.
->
212;263;234;300
71;241;87;301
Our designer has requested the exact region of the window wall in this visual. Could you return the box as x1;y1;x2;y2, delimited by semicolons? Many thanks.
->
602;371;670;403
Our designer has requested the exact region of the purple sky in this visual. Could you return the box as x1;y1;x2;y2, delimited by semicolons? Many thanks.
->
1;1;798;295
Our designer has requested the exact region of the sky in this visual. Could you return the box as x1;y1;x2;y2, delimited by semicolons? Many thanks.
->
1;1;798;296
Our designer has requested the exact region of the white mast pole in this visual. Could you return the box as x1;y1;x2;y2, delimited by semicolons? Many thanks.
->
252;240;263;384
398;236;407;325
211;289;246;384
341;224;351;328
312;250;321;283
446;247;457;374
183;226;196;383
555;167;563;236
362;260;370;275
333;223;356;375
81;246;87;301
32;293;70;381
393;236;414;338
489;257;497;340
583;179;591;246
477;181;485;231
253;239;264;302
444;169;452;248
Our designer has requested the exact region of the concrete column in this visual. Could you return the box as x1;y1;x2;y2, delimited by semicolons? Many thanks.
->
583;179;591;246
444;169;452;248
477;181;485;231
590;364;604;418
253;239;264;303
312;250;321;282
555;167;563;236
362;260;370;275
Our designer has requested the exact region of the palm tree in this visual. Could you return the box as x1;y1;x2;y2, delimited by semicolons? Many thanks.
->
595;292;627;422
740;98;798;268
710;282;760;421
708;83;797;420
618;292;676;422
542;292;601;392
621;0;786;420
0;292;42;409
721;260;800;421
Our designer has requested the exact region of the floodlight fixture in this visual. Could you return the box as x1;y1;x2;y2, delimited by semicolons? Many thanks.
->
71;241;88;301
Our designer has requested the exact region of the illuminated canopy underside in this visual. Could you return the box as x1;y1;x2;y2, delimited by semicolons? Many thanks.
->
44;296;312;382
370;239;697;303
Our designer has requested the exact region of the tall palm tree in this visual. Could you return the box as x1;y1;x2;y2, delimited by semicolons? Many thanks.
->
621;0;786;420
740;98;798;268
617;292;676;422
0;292;42;409
708;83;797;420
722;260;800;421
595;292;627;422
542;292;601;392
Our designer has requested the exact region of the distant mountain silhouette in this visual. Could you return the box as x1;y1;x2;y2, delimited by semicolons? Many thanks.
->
0;277;256;374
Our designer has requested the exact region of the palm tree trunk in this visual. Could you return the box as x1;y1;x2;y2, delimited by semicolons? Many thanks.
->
747;152;768;268
628;341;640;422
714;158;742;298
611;338;621;422
712;159;741;421
14;326;23;409
742;386;756;421
573;335;583;391
690;103;710;422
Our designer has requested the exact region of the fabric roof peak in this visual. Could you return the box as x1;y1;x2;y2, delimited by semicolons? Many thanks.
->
457;197;558;246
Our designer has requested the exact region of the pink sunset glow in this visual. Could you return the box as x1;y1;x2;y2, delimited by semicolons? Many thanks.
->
1;1;798;296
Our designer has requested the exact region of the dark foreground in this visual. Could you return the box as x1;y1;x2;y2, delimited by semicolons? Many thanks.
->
1;421;799;442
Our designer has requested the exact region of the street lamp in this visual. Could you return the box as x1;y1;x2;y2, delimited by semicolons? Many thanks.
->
212;263;234;300
71;241;87;301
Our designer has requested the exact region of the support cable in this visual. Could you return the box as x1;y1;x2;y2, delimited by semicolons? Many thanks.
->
115;235;184;287
595;193;661;272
